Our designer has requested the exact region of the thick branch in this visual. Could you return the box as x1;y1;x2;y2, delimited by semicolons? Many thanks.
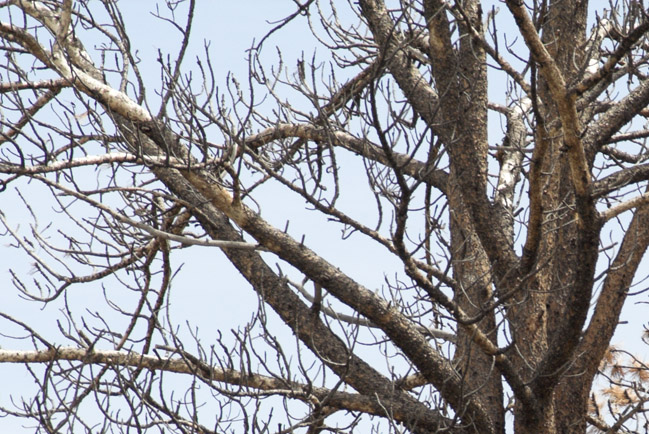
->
150;166;457;432
4;20;450;432
505;0;592;205
592;163;649;198
506;0;602;398
599;192;649;222
420;0;520;283
583;79;649;157
181;168;493;432
2;16;454;429
572;195;649;405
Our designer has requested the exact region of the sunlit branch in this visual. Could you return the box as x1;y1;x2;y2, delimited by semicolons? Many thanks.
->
494;98;530;244
0;347;413;418
572;18;649;96
0;78;69;93
599;192;649;222
505;0;592;203
245;122;448;191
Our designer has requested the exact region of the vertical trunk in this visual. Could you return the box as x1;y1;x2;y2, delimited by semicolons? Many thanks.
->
449;189;503;433
542;3;593;432
447;2;504;432
512;1;594;431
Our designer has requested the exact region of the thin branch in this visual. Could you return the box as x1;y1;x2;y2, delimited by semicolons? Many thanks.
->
288;278;456;342
33;174;264;251
245;122;448;192
572;18;649;96
0;346;407;418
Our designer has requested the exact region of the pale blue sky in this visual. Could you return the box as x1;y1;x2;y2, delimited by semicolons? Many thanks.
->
1;1;648;432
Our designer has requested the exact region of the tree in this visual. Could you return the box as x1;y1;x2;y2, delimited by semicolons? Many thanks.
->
1;0;649;432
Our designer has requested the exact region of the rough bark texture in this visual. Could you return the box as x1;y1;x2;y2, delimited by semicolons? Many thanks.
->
1;1;649;433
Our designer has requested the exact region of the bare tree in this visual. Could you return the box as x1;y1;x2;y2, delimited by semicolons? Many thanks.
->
2;0;649;432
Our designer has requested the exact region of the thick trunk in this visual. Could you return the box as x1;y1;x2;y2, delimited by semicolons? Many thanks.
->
512;1;596;431
447;2;504;432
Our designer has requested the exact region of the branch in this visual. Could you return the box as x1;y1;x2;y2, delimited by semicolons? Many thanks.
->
0;208;155;302
359;0;440;129
570;194;649;421
421;0;521;286
599;192;649;222
583;79;649;155
0;152;152;175
245;123;448;192
505;0;602;398
163;182;456;432
240;59;383;179
0;21;52;66
32;175;264;251
182;167;495;432
1;9;454;429
80;125;460;432
572;18;649;96
505;0;592;205
0;347;420;419
521;87;550;272
607;396;649;433
456;2;531;95
606;131;649;148
288;278;456;342
0;88;62;145
586;414;611;432
494;98;530;244
592;163;649;198
0;78;69;93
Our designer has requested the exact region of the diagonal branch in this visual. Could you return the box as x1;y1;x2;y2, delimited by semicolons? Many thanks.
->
148;166;456;432
572;18;649;96
0;13;455;430
0;87;61;145
4;2;502;430
181;167;496;432
288;277;456;342
583;79;649;157
570;194;649;410
599;192;649;222
592;163;649;198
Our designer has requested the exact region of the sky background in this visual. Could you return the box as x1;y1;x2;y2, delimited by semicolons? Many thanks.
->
1;1;648;432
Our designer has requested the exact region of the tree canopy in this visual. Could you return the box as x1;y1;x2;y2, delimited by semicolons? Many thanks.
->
2;1;649;433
